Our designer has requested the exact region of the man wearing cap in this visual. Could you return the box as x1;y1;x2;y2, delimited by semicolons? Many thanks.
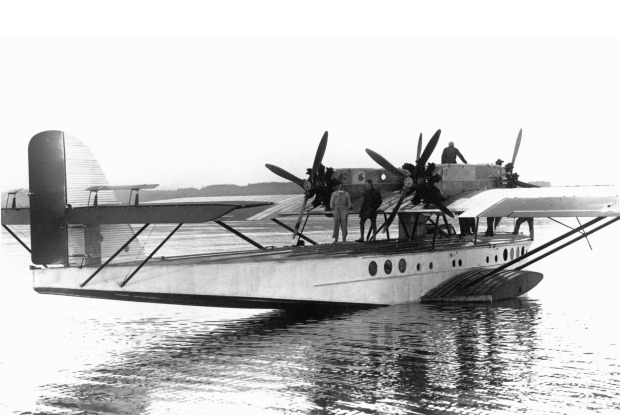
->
441;141;468;164
330;183;352;242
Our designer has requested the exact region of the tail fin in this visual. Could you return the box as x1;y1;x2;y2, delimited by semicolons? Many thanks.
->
28;131;68;264
28;131;144;266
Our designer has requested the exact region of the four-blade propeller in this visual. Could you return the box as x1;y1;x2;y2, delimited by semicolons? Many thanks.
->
265;131;328;244
366;129;453;233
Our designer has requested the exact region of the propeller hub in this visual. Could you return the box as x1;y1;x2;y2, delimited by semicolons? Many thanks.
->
404;177;414;188
302;180;312;192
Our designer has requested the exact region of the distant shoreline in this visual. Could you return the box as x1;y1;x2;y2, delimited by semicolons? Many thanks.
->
138;182;303;202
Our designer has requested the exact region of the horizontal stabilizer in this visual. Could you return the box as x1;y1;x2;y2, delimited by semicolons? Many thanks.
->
1;208;30;225
65;201;272;224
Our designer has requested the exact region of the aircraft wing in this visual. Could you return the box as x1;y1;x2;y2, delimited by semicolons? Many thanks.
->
1;197;273;225
446;185;620;218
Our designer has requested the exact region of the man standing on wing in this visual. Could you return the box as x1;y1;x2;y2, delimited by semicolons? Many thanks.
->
356;179;382;242
330;182;352;242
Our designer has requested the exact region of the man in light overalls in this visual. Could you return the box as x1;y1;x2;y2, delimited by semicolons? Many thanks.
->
329;183;352;242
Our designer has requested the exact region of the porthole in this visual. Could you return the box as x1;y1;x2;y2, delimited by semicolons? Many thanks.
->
429;262;434;270
416;263;421;271
384;260;392;274
452;260;456;267
495;255;498;262
503;249;508;261
486;256;490;263
510;248;514;260
398;258;407;273
380;173;387;181
458;259;462;267
369;261;378;276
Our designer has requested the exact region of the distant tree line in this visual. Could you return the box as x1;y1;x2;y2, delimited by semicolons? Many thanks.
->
137;182;303;202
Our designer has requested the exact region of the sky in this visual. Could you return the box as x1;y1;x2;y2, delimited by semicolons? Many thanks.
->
1;3;619;191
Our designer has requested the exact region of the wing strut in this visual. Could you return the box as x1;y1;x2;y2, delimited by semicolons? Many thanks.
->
214;221;265;250
120;224;183;288
478;217;606;281
80;223;150;288
2;224;31;254
548;217;593;250
375;212;391;239
270;218;318;245
575;218;593;250
515;217;619;270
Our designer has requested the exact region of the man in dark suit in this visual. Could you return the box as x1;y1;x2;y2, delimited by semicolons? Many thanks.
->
356;180;383;242
441;141;467;164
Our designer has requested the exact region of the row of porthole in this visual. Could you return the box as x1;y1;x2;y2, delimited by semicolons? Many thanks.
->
369;259;434;277
485;246;527;263
368;246;529;277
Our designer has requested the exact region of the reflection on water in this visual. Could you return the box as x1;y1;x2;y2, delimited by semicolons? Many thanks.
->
1;219;619;414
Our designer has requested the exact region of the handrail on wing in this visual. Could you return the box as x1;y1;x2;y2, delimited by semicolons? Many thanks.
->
4;188;26;210
85;184;159;207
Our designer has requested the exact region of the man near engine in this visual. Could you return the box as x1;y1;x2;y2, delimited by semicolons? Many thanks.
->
330;182;352;242
441;141;468;164
356;179;383;242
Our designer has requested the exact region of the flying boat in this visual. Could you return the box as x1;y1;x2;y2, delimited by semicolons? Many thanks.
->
2;130;619;309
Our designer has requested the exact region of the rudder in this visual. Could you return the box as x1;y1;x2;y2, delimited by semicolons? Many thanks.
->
28;131;68;265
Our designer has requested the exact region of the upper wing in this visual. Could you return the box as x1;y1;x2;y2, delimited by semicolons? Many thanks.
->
448;185;620;218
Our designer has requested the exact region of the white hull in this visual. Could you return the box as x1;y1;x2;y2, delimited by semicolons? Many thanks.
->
34;239;535;307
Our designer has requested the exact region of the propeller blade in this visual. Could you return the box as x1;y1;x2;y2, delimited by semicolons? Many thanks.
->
265;164;305;188
432;200;454;218
416;133;423;161
511;128;522;166
311;131;329;183
292;193;310;243
382;192;405;232
515;180;539;188
365;149;407;178
415;129;441;178
419;129;441;166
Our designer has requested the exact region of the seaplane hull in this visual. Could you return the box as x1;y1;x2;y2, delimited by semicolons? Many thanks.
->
32;237;538;308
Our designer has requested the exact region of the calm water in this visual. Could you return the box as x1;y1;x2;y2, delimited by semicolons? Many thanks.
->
1;218;619;414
